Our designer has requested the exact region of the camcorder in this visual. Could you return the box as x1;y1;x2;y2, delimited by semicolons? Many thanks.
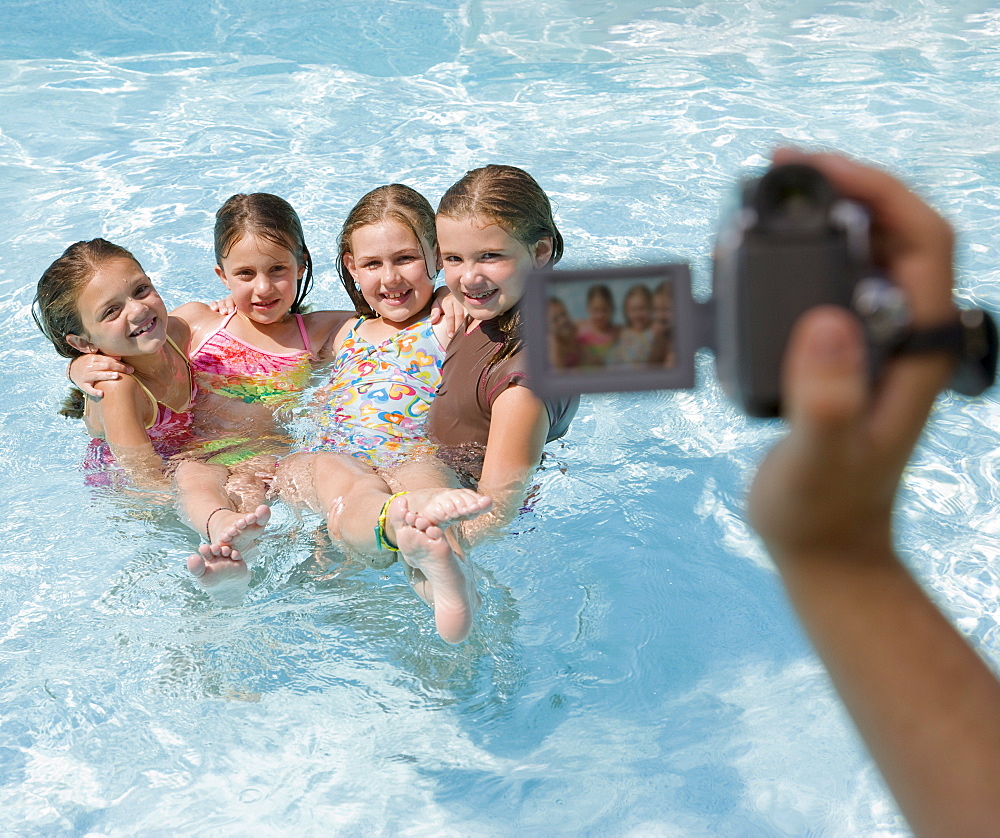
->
523;163;998;417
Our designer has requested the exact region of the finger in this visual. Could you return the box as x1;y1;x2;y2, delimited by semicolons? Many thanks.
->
774;150;958;454
782;306;868;454
89;371;122;387
868;351;954;467
81;383;104;399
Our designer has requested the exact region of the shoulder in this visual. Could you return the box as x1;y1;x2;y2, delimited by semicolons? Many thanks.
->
169;304;219;350
166;314;195;353
489;381;578;445
171;300;217;326
94;372;145;402
491;380;543;414
90;373;151;426
303;309;357;357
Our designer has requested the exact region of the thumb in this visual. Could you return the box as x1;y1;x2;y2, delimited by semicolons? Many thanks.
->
783;306;868;444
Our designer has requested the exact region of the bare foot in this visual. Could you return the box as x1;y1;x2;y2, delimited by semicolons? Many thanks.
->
389;495;482;644
207;504;272;557
389;488;492;541
186;542;249;589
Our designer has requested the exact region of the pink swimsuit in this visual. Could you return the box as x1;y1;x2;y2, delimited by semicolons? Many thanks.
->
83;335;196;484
189;311;315;407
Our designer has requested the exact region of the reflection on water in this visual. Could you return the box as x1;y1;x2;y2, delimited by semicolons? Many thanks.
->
3;0;1000;833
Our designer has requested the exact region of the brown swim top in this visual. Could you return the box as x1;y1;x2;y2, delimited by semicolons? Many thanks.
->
427;318;577;483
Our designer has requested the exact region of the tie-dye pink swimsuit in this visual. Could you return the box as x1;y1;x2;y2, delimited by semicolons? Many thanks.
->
189;311;315;407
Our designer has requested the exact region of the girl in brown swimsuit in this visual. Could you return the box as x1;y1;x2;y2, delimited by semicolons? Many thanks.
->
377;165;577;643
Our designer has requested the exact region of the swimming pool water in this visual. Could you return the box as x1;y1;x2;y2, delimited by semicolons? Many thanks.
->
2;1;1000;834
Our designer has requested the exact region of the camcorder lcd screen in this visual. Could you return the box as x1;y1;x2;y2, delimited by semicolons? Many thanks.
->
522;263;703;400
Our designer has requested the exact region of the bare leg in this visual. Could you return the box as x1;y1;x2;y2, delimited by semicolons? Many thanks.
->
223;454;277;512
277;451;491;640
389;495;485;644
174;460;233;537
277;451;399;565
174;460;271;586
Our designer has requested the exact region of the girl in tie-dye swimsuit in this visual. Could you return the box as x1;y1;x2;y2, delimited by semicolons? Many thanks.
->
187;307;317;467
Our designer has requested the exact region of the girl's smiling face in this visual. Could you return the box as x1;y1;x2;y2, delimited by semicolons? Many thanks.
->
344;220;436;325
625;292;652;331
215;235;303;325
68;258;168;357
437;215;552;323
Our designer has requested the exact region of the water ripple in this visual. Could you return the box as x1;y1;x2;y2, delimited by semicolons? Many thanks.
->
3;0;1000;833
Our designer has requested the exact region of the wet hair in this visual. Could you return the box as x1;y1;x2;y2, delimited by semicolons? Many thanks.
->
33;238;139;359
337;184;437;318
437;164;563;367
586;283;614;309
214;193;313;314
32;238;141;419
548;296;570;316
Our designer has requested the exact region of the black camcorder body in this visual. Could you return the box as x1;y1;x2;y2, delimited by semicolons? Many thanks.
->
522;163;996;417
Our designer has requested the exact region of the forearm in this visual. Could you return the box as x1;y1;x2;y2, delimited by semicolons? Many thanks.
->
457;471;530;546
777;546;1000;837
109;443;173;491
465;385;550;545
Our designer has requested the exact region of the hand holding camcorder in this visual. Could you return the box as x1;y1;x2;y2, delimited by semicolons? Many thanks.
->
523;163;997;416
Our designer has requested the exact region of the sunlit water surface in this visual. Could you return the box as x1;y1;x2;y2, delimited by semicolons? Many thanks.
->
2;1;1000;834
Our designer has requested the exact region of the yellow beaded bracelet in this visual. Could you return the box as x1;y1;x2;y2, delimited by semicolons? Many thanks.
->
374;491;409;552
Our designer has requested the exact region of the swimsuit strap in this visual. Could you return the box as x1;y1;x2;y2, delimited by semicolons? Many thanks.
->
195;310;313;357
341;316;367;345
189;309;238;358
292;313;312;355
132;377;162;431
133;335;194;429
165;332;192;373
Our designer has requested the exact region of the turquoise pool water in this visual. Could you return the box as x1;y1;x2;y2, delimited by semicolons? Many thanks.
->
2;1;999;834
